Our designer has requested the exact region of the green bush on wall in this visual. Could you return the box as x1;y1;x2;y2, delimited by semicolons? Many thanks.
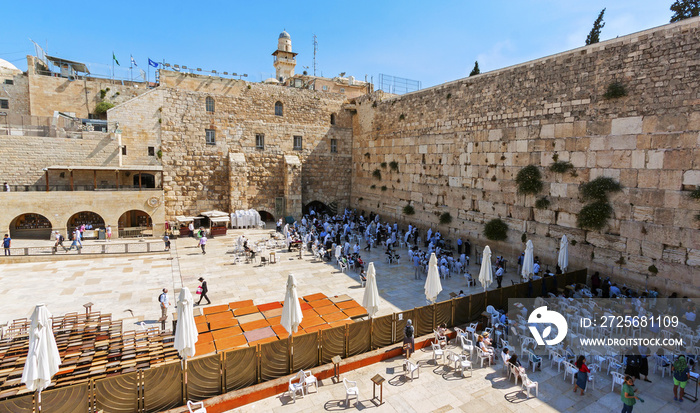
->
389;161;399;171
549;161;574;173
484;218;508;241
439;212;452;225
372;169;382;180
380;162;387;168
403;204;415;215
535;197;551;209
604;81;628;99
94;101;115;115
577;201;613;230
515;165;543;195
381;186;387;191
580;177;622;202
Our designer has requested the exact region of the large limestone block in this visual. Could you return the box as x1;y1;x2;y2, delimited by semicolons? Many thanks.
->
611;116;643;135
688;249;700;267
585;232;627;253
662;246;687;265
556;211;577;228
683;170;700;186
641;240;664;260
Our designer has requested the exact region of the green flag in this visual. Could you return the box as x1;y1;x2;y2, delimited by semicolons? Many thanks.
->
113;52;120;66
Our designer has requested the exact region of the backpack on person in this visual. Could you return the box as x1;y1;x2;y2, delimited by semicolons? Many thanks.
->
158;293;165;303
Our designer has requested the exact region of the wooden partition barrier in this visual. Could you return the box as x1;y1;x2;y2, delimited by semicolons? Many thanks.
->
0;271;587;411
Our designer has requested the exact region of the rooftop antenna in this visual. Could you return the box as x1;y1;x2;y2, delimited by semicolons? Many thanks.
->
312;34;318;76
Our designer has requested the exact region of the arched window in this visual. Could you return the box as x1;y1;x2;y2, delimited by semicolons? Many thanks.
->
275;101;283;116
330;114;336;125
205;97;215;113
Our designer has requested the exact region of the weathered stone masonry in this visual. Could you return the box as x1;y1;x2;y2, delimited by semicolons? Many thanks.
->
351;18;700;295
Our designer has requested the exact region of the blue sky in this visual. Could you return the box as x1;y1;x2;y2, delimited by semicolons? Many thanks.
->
1;1;672;88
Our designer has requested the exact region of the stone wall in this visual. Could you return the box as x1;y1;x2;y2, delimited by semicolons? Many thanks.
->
0;133;119;185
27;63;149;118
0;190;165;238
351;18;700;295
0;71;30;117
108;88;163;166
157;71;352;220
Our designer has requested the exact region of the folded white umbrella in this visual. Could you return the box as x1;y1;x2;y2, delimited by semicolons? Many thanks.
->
558;235;569;273
362;262;380;318
521;240;534;281
22;304;61;406
424;253;443;303
281;273;303;335
174;287;198;360
478;246;494;291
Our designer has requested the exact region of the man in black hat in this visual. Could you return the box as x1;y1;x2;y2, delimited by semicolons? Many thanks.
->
197;277;211;305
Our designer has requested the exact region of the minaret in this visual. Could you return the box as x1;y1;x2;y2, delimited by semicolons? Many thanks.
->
272;30;297;82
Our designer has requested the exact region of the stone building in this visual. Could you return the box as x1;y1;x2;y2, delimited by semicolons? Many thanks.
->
1;20;699;296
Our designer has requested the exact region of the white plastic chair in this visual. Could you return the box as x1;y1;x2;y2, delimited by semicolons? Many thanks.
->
521;373;539;398
550;352;567;373
338;260;348;273
563;361;578;384
405;359;420;381
187;400;206;413
611;371;625;392
453;352;473;377
288;372;305;402
460;336;474;359
476;347;491;368
526;350;542;372
343;378;359;407
301;369;318;394
431;342;444;364
510;363;523;385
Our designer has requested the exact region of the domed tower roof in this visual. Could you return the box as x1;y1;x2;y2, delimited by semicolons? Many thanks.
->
279;30;291;40
0;58;21;73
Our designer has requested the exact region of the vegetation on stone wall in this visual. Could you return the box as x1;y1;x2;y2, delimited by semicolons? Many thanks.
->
549;161;574;173
648;264;659;275
604;81;628;99
535;197;551;209
484;218;508;241
403;204;415;215
515;165;543;195
580;177;622;201
372;169;382;180
439;212;452;225
389;161;399;171
370;184;376;189
521;233;527;243
94;101;115;115
577;176;622;230
690;188;700;200
380;162;387;168
381;186;387;191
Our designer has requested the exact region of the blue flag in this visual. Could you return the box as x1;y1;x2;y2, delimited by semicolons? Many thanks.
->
148;58;159;68
130;55;137;67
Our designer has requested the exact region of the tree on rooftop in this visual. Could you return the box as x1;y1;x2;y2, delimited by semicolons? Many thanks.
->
670;0;700;22
469;61;480;77
585;8;606;45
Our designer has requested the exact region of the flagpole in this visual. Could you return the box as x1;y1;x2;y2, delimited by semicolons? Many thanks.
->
112;51;114;83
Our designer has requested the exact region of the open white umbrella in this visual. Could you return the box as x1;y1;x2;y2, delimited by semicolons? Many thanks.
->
281;273;303;335
521;240;534;281
424;253;443;304
478;246;494;291
174;287;198;360
362;262;380;318
21;304;61;410
558;235;569;273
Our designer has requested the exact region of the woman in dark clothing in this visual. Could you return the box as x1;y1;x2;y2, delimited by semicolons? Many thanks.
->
625;354;641;380
573;355;590;395
403;319;415;355
638;345;652;382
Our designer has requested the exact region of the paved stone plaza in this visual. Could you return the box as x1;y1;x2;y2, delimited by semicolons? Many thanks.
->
0;230;519;330
227;341;699;413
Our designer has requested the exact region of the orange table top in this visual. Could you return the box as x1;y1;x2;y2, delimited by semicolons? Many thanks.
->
203;304;230;315
303;293;328;302
233;306;260;316
240;319;270;332
228;299;255;310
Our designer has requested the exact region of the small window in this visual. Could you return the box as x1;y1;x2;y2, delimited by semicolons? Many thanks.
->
205;129;216;145
322;85;328;91
274;101;283;116
293;135;302;150
340;88;345;93
4;79;13;85
0;99;8;109
121;146;127;155
205;97;215;113
148;146;155;156
330;139;337;153
256;134;265;149
330;114;336;125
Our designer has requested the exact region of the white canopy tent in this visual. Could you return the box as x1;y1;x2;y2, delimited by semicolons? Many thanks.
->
424;253;443;304
362;263;380;318
558;235;569;273
521;240;535;281
478;246;494;292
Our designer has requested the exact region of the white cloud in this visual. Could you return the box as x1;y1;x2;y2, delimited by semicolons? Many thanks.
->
475;39;517;74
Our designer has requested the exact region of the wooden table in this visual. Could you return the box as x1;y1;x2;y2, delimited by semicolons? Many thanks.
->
371;374;385;406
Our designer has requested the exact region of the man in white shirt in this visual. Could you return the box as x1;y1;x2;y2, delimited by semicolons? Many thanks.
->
533;262;540;276
159;288;170;329
188;222;195;237
496;264;505;288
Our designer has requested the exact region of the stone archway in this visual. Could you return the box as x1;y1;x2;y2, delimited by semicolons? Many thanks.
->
67;211;106;231
9;213;53;239
118;210;153;237
257;210;275;223
303;200;329;216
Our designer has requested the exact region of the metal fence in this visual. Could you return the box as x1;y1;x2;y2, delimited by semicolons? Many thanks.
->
3;241;164;257
7;185;162;192
0;270;587;413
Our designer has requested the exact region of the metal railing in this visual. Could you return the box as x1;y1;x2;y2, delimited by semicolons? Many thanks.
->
6;185;162;192
1;241;165;256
